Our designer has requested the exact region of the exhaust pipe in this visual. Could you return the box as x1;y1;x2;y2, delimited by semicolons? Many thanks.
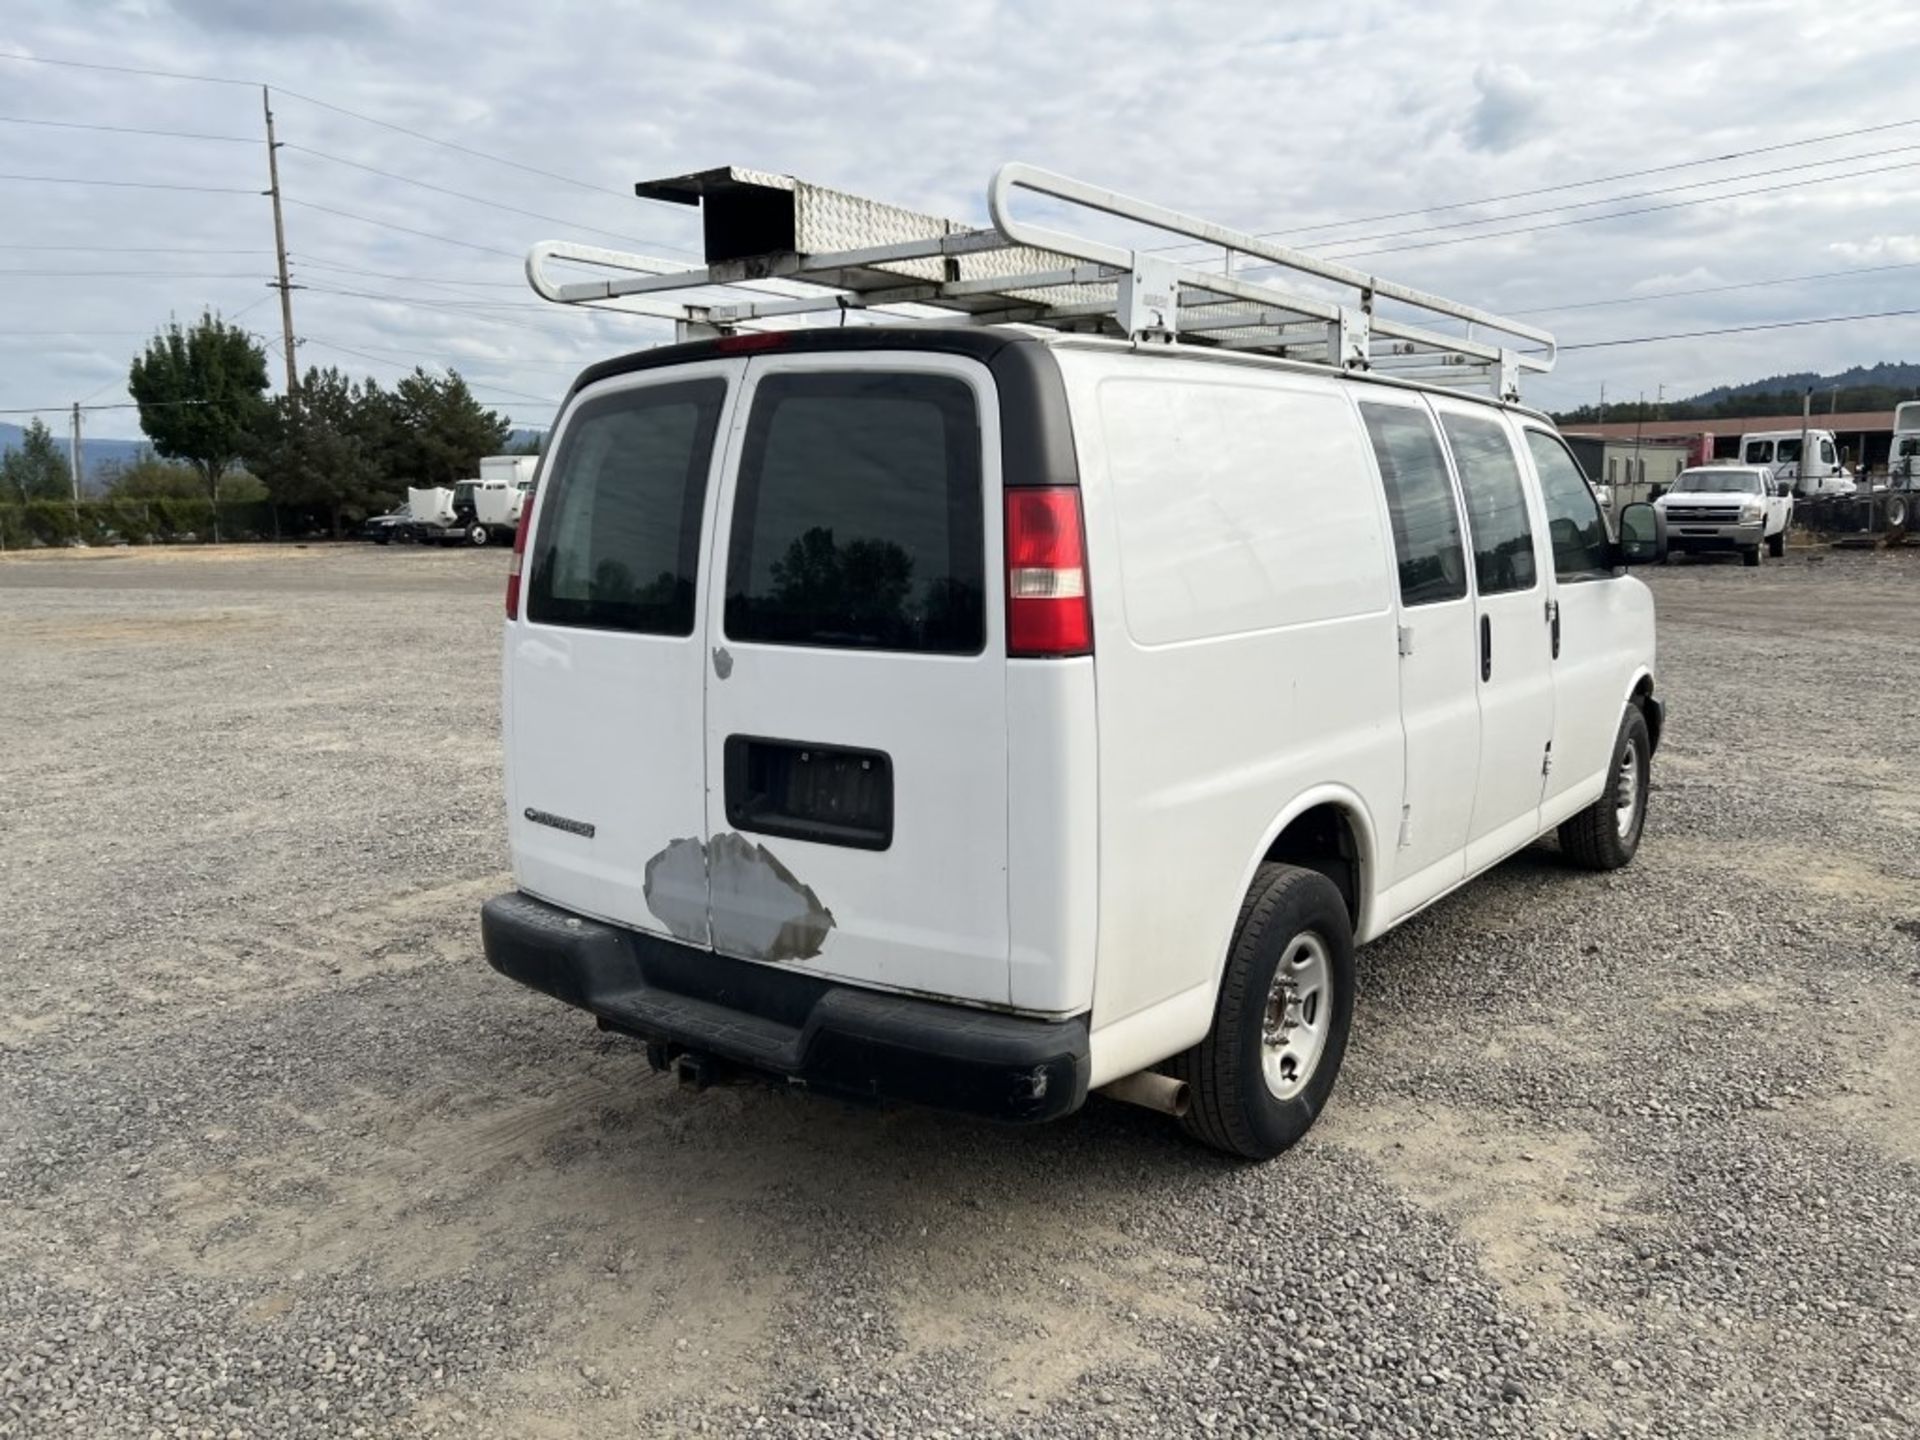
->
1098;1070;1190;1117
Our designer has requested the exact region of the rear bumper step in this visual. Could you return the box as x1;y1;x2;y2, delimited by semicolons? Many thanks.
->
481;892;1089;1123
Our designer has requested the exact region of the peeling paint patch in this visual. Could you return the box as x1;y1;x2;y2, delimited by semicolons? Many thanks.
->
707;832;835;962
643;836;710;946
641;832;835;962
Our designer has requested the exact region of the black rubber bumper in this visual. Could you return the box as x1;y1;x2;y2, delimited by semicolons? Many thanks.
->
480;892;1090;1123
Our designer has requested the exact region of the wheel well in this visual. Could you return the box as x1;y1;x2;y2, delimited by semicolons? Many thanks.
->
1262;803;1363;928
1630;676;1660;753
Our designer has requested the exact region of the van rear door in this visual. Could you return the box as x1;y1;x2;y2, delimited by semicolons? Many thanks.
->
699;352;1011;1006
506;361;741;934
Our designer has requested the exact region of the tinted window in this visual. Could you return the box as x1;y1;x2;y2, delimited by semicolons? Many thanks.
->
1526;430;1613;580
1442;412;1537;594
725;372;984;653
1360;402;1467;606
527;378;725;634
1744;440;1773;464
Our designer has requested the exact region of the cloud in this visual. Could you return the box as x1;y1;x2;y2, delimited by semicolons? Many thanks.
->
3;0;1917;435
162;0;392;38
1462;63;1547;154
1827;235;1920;263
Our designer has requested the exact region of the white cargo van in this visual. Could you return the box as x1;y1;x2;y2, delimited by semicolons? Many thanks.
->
481;165;1667;1157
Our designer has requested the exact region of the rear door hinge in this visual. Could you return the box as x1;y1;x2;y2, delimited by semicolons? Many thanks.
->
1542;742;1554;778
1397;624;1414;657
1397;804;1414;849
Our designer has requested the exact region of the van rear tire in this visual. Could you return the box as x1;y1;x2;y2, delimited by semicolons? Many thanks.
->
1558;705;1651;871
1167;864;1353;1160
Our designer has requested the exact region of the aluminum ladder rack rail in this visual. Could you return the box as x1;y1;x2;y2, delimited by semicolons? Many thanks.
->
525;163;1556;400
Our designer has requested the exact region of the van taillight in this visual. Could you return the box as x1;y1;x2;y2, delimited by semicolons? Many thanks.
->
505;495;533;619
1005;487;1092;657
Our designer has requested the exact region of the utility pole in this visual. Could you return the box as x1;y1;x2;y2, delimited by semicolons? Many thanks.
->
1598;381;1607;423
1633;389;1645;493
1798;387;1812;498
262;86;298;400
69;401;82;513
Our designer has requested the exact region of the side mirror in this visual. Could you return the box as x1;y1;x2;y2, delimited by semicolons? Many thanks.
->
1618;502;1666;566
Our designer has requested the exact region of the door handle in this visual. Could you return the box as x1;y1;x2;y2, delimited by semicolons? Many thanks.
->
1546;599;1561;659
1480;615;1492;681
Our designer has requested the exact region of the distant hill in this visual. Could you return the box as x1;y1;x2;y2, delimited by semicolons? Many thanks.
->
1686;362;1920;407
1553;361;1920;427
0;422;150;493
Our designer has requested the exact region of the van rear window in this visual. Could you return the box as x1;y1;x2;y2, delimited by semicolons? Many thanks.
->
526;379;726;635
724;372;985;654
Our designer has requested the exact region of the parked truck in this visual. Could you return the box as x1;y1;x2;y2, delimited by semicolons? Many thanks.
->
394;457;538;546
1655;463;1793;565
1739;428;1854;497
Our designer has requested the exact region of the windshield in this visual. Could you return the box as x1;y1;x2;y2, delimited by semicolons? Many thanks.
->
1898;436;1920;459
1675;470;1763;494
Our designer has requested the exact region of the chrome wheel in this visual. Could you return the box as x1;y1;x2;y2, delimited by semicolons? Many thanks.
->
1615;742;1641;840
1261;932;1331;1101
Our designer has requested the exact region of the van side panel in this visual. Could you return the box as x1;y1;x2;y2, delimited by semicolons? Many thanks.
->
1058;350;1403;1035
1006;659;1100;1014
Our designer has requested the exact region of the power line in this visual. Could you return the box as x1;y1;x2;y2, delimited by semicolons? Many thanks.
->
270;87;648;208
291;330;589;373
0;114;253;143
0;399;212;414
297;282;596;335
1157;113;1920;254
0;50;657;211
293;255;523;288
1512;260;1920;316
282;197;522;258
298;280;664;338
282;144;690;252
1318;156;1920;262
0;244;271;254
296;333;561;404
0;51;251;87
0;173;260;195
1559;307;1920;352
1302;142;1920;253
0;269;269;279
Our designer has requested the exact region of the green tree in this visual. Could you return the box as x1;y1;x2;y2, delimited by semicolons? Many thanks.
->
99;453;268;501
243;366;387;538
127;311;270;532
387;369;509;485
1;417;71;502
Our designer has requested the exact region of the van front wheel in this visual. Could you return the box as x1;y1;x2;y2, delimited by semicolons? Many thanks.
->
1169;864;1354;1160
1558;705;1651;870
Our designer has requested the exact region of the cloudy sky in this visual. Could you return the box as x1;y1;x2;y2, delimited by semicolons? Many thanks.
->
4;0;1919;438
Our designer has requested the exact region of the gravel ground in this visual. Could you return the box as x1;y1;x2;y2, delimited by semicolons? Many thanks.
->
2;542;1916;1439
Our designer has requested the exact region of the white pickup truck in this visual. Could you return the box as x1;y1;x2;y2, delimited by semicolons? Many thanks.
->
1655;465;1792;565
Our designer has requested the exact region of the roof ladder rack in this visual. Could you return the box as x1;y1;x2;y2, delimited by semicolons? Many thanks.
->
525;163;1555;401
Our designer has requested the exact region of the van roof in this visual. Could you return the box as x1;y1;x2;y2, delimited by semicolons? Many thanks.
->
569;324;1550;427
